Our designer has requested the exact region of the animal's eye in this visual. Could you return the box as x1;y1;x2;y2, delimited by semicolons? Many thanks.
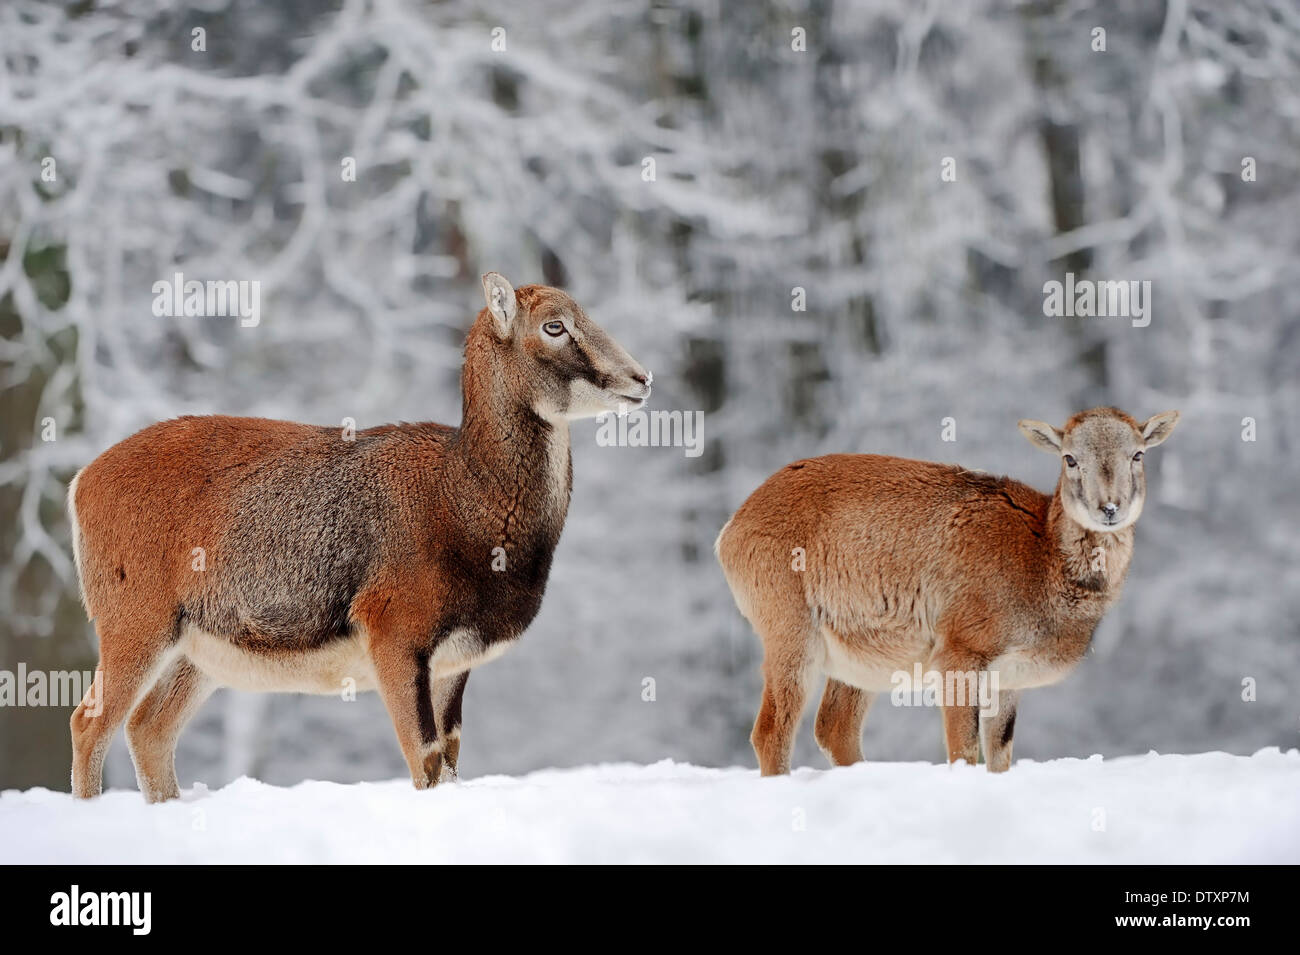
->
1063;454;1078;468
1132;451;1144;462
542;320;566;338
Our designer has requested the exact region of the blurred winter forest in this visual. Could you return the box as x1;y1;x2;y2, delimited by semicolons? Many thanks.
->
1;0;1297;793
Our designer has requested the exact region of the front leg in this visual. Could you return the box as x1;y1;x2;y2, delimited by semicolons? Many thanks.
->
979;690;1019;773
373;641;443;788
932;645;985;767
358;589;445;789
432;671;469;783
941;702;980;766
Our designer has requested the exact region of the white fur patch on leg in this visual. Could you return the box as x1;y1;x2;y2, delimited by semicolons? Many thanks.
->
421;739;444;758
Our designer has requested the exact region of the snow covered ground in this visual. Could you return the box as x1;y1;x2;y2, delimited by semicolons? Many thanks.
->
3;750;1297;864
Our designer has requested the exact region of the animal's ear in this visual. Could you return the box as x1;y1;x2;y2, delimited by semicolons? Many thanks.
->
1018;419;1064;454
481;272;517;338
1141;410;1180;448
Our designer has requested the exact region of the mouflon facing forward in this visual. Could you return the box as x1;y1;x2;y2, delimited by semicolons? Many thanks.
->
716;407;1179;774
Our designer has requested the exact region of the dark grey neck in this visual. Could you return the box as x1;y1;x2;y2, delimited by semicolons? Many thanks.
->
452;330;573;553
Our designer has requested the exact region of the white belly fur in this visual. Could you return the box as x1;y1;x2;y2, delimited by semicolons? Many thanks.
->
987;649;1076;690
179;625;515;695
179;625;378;694
819;625;935;692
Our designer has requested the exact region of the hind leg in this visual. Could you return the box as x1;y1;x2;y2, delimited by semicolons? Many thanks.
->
814;678;874;767
126;657;216;802
71;618;176;799
751;623;819;776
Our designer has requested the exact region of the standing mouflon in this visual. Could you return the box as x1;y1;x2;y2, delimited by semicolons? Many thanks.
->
716;407;1179;774
68;272;651;801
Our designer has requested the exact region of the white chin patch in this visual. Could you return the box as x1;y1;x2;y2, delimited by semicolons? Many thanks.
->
562;402;610;422
1089;518;1130;533
1068;501;1141;533
562;380;622;421
538;381;643;422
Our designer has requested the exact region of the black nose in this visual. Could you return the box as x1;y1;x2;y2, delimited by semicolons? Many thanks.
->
1101;503;1118;519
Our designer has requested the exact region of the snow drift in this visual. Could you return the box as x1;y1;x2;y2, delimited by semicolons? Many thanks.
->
3;749;1297;864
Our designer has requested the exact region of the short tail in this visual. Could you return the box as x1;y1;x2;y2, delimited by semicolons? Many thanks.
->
67;468;89;613
713;516;733;561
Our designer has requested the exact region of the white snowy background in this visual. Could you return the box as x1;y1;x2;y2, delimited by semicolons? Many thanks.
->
0;0;1297;862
